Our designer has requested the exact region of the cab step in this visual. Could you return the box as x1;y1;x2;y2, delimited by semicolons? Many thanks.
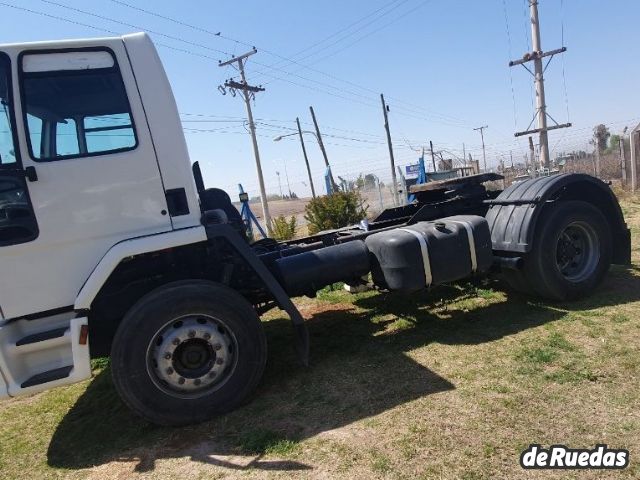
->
16;327;69;346
20;365;73;388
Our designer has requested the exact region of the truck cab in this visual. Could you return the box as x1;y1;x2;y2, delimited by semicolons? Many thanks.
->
0;33;204;399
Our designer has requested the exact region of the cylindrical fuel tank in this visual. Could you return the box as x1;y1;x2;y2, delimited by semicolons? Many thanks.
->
274;240;370;297
365;215;493;292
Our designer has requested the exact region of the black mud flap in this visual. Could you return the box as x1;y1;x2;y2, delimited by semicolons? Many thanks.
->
204;224;310;366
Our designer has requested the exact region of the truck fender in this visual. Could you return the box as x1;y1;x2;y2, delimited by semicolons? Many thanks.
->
486;173;630;265
203;223;310;366
74;227;207;312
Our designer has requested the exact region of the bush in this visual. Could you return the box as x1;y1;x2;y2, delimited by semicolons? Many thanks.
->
304;191;368;234
271;215;297;240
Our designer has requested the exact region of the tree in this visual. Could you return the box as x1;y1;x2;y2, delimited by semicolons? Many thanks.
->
304;191;368;234
606;134;630;154
593;124;610;153
354;173;378;189
271;215;297;240
363;174;377;188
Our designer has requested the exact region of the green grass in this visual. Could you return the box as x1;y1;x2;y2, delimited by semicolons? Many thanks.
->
238;429;300;455
1;197;639;479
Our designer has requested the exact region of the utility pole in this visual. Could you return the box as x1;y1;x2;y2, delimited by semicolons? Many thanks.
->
219;48;272;234
283;159;292;197
630;124;639;193
462;143;467;171
309;106;338;192
296;117;316;198
510;0;571;169
275;171;283;198
528;136;536;175
473;126;488;172
620;128;628;185
429;141;437;172
380;94;399;206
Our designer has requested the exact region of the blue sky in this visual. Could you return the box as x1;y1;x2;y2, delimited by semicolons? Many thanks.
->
2;0;639;198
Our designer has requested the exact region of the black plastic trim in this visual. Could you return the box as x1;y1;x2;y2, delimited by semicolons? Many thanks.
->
16;305;74;321
165;188;190;217
21;365;73;388
16;327;68;346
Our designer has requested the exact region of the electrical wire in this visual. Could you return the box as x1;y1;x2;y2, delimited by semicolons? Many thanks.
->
560;0;571;123
503;0;519;130
108;0;471;127
31;0;471;129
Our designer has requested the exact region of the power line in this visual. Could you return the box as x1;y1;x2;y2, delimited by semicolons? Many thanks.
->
256;0;414;76
254;0;410;73
26;0;470;130
108;0;472;127
39;0;231;57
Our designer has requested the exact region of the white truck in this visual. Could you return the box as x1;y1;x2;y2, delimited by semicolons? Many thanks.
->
0;33;630;425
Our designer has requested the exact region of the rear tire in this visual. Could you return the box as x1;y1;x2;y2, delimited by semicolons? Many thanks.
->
110;280;266;426
518;201;612;301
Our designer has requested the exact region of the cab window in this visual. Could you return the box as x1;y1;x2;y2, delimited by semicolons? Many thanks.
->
21;50;137;161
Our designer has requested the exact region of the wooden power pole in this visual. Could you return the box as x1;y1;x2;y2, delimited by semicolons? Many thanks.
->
473;126;488;172
309;106;338;192
429;141;437;172
219;49;272;234
528;136;536;175
380;94;399;206
296;117;316;198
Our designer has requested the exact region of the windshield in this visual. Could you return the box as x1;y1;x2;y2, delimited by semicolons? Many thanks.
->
0;55;17;167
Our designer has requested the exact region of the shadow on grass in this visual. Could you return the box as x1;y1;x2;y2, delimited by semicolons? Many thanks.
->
46;266;640;474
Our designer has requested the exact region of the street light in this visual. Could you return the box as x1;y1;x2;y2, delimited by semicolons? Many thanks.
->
273;131;318;142
273;122;318;198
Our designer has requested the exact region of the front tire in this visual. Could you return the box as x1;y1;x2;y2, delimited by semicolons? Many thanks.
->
518;201;612;300
110;280;267;426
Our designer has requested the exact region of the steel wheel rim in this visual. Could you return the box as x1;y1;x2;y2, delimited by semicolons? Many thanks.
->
146;314;238;399
555;221;600;283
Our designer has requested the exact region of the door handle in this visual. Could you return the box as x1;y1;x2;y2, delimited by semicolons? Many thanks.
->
23;166;38;182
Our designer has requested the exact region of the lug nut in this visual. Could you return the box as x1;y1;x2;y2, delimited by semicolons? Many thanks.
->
194;379;201;386
214;343;222;351
178;377;185;385
203;332;211;340
164;352;172;360
216;358;224;365
209;372;217;378
166;367;174;375
188;330;196;338
172;338;181;346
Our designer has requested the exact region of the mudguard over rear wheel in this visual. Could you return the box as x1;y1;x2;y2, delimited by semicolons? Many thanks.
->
110;280;267;426
503;201;612;301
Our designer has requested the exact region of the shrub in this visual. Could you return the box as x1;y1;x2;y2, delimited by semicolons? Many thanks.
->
304;191;368;234
271;215;297;240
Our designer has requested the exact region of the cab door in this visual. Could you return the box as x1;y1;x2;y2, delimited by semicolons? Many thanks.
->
0;40;172;320
0;51;39;319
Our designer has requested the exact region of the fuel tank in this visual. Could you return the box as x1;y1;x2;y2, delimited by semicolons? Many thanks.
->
365;215;493;292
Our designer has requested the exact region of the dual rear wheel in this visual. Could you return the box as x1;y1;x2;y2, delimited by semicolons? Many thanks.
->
502;200;612;301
